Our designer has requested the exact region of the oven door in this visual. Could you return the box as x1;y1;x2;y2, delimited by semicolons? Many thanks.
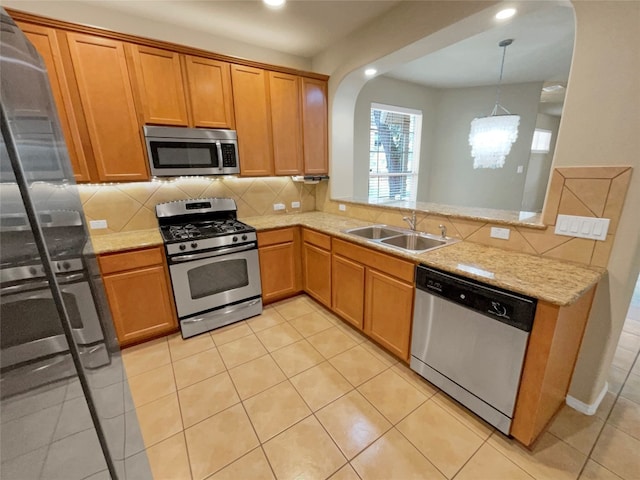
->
169;246;261;318
0;273;105;368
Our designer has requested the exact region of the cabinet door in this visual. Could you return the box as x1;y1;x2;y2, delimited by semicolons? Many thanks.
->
301;77;328;175
302;243;331;307
364;269;414;360
66;33;148;182
332;254;365;329
231;64;273;176
17;23;91;182
184;56;234;128
269;72;303;175
259;242;298;303
103;265;177;346
128;45;189;126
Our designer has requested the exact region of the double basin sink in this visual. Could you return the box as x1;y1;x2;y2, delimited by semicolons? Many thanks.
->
342;224;458;254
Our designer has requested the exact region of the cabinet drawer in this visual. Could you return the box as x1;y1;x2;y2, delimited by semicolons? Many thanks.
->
98;246;164;274
258;228;295;247
303;228;331;250
332;239;414;283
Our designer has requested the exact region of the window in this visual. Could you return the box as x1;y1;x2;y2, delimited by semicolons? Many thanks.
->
531;129;552;153
369;103;422;203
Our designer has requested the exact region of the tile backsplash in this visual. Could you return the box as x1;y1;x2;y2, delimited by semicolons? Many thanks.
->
79;177;316;235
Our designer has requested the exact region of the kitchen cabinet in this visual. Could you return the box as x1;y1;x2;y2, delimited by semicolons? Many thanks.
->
269;71;304;175
301;77;328;175
302;229;332;307
184;55;235;129
332;238;415;360
332;254;365;329
99;246;178;346
127;45;189;126
231;64;274;176
65;32;149;182
257;227;302;304
16;22;91;182
128;45;235;129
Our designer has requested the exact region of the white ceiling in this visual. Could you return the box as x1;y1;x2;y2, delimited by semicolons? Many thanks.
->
87;0;402;58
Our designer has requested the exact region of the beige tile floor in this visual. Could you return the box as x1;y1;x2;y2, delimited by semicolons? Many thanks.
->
122;293;640;480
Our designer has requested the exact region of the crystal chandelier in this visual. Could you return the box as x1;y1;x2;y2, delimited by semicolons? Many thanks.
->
469;39;520;169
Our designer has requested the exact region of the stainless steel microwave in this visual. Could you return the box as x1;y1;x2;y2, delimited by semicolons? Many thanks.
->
143;126;240;177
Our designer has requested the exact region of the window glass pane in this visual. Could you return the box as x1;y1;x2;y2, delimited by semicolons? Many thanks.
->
369;105;421;203
187;259;248;299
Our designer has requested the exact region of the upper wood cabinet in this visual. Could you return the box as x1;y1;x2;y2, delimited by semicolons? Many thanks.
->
231;64;274;176
65;33;149;182
184;56;235;129
127;45;235;129
16;22;91;182
269;72;304;175
127;45;189;126
301;77;328;175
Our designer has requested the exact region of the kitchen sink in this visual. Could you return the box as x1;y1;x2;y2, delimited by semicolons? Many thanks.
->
380;233;446;251
343;225;406;239
342;224;457;253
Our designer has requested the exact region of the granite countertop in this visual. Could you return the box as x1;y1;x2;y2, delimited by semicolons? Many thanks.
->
90;211;604;307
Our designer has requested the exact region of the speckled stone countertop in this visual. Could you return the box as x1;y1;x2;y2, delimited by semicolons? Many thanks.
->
90;212;604;306
89;229;163;255
243;212;604;307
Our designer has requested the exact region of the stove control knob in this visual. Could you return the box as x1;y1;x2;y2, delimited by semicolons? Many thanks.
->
179;244;187;251
191;242;198;249
29;267;37;275
233;236;238;242
62;261;71;270
242;234;248;241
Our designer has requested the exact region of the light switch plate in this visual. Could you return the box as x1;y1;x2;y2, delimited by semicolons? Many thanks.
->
89;219;108;229
291;201;301;208
490;227;510;240
555;214;609;240
273;203;285;211
338;204;347;211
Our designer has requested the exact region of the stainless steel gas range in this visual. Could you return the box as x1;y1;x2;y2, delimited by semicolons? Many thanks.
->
156;198;262;338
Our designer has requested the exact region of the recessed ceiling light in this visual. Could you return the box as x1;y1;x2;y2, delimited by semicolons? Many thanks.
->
364;68;377;77
496;8;516;20
264;0;285;8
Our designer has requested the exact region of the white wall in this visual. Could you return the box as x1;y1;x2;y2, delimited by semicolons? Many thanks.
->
427;81;542;210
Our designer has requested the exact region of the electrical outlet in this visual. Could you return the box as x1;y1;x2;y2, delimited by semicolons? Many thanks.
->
555;214;609;240
338;204;346;211
517;165;524;174
291;201;301;208
490;227;510;240
89;219;108;229
273;203;285;211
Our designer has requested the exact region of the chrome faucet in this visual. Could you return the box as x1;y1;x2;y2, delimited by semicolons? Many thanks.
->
403;211;417;231
439;224;447;239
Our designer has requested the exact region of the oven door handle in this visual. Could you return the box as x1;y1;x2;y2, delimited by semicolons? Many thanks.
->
170;243;256;263
182;298;261;324
0;272;85;295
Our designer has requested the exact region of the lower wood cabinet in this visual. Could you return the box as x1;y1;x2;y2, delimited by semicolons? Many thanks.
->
364;268;414;359
332;238;415;360
302;229;332;308
257;227;301;304
99;246;177;346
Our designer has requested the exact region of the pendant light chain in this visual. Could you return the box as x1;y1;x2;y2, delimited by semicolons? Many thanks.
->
492;38;513;116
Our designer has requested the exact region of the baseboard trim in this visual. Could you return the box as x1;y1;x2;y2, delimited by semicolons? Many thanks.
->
566;382;609;415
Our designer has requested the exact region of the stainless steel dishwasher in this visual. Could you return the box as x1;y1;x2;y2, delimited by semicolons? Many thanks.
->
410;265;536;435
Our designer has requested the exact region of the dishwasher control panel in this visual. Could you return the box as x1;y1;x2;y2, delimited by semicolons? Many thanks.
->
416;265;537;332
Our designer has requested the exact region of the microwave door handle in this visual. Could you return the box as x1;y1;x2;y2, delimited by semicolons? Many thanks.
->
216;141;223;171
171;243;256;262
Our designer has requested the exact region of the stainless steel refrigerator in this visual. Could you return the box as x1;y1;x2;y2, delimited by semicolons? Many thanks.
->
0;9;151;479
